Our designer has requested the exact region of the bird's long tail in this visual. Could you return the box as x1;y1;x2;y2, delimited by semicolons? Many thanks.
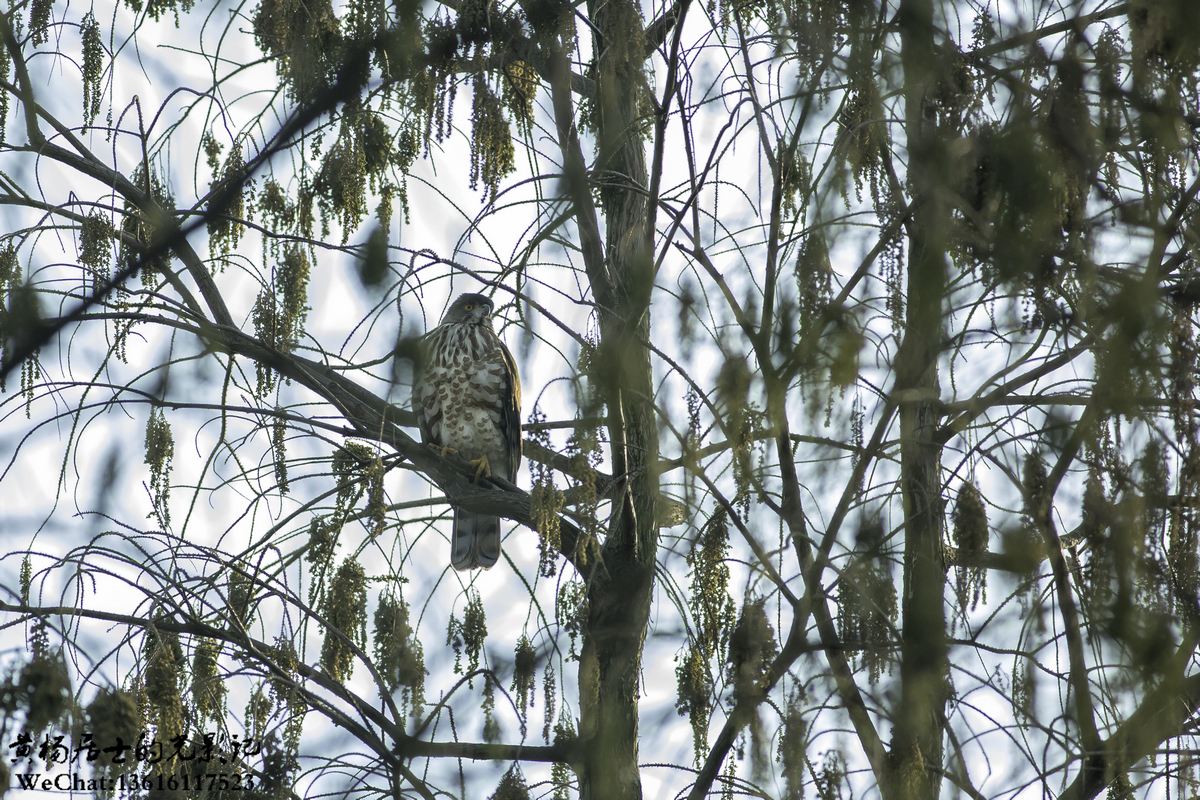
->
451;510;501;570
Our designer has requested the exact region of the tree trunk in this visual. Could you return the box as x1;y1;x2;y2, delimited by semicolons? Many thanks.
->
891;0;949;798
576;0;659;798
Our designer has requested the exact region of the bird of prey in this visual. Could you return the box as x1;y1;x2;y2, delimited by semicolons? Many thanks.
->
414;293;522;570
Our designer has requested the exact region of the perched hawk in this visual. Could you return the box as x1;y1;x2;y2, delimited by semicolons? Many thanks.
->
414;293;522;570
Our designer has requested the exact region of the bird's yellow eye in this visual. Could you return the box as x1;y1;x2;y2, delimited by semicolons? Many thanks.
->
464;304;474;311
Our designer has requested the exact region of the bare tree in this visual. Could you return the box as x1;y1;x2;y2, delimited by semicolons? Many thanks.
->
2;0;1200;799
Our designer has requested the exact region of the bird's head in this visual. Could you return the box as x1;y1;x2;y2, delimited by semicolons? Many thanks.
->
442;293;495;326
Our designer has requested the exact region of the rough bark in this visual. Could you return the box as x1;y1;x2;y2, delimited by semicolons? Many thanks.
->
576;0;659;796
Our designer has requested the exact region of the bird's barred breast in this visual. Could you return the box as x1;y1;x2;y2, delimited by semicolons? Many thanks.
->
417;349;511;478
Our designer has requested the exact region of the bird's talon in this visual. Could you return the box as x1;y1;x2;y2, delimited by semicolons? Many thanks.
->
469;455;492;482
430;444;458;458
